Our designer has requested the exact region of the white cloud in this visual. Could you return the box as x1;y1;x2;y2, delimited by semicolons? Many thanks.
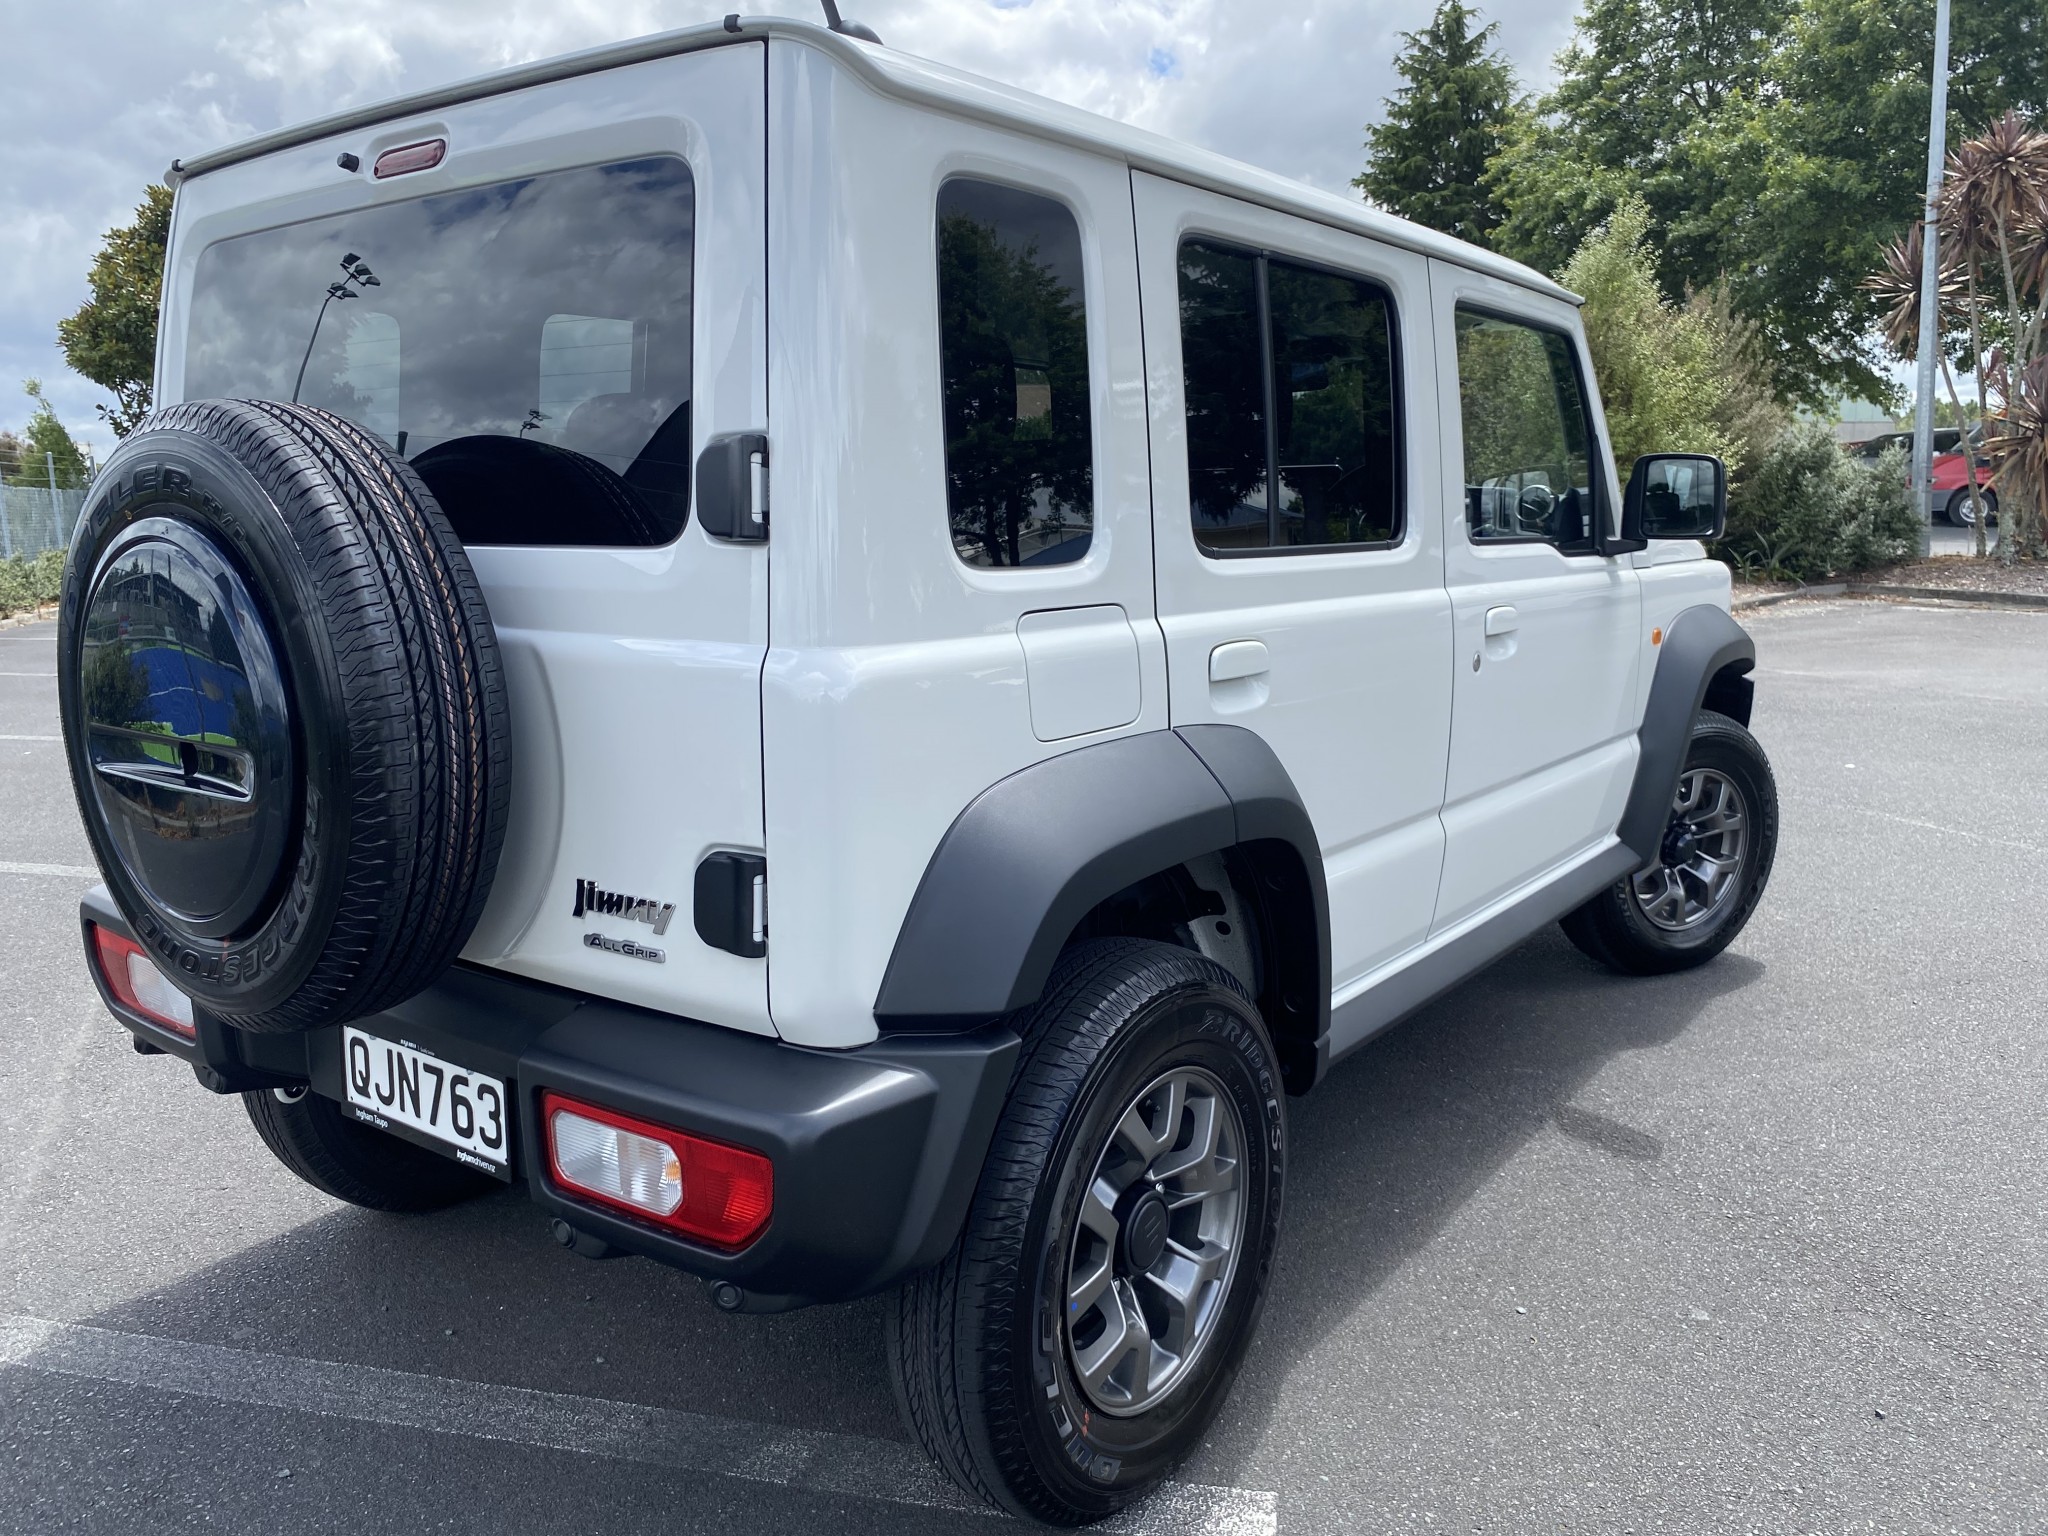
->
1;0;1576;454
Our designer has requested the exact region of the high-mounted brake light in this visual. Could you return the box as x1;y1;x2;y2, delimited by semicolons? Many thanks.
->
91;925;196;1038
542;1092;772;1250
373;138;446;179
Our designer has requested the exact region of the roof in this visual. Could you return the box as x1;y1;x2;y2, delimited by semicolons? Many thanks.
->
166;13;1576;304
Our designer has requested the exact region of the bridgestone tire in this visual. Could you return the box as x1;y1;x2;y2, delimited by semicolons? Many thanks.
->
57;400;510;1032
244;1089;497;1212
887;939;1287;1525
1561;710;1778;976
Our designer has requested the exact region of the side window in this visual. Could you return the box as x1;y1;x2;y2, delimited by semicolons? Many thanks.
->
1453;309;1600;553
538;314;643;444
1179;243;1268;549
936;179;1094;568
1179;240;1402;554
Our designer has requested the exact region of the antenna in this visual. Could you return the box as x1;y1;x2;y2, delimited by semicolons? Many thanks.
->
818;0;882;44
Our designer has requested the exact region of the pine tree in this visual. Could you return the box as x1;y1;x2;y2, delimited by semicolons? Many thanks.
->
1354;1;1519;247
19;381;91;488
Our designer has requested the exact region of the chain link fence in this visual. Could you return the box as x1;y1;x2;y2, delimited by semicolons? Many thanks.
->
1;479;86;561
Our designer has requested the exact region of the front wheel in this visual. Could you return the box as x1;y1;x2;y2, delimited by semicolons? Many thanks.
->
887;940;1286;1525
1563;710;1778;976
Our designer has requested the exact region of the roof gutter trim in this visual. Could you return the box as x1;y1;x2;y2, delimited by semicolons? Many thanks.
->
166;19;758;186
162;14;1578;305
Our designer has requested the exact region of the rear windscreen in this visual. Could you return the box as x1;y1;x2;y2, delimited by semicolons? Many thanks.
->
185;156;695;547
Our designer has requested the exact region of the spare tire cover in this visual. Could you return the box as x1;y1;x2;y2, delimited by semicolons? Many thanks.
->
58;400;511;1032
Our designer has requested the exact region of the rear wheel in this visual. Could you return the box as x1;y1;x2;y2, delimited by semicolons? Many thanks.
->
244;1087;496;1212
1563;710;1778;975
887;940;1286;1525
1946;488;2001;527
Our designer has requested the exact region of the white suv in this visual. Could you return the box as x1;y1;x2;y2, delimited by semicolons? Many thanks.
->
58;15;1776;1525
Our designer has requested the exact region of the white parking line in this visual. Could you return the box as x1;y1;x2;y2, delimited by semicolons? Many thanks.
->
0;861;98;878
0;1315;1279;1534
0;672;55;678
0;733;60;741
1807;803;2047;857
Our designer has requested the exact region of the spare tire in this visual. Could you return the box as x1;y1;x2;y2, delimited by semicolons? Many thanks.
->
58;399;510;1032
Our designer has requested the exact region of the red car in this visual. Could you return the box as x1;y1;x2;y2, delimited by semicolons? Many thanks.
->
1932;443;1998;526
1852;428;1998;526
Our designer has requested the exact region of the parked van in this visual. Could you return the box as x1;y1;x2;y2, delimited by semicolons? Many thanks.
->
59;15;1774;1523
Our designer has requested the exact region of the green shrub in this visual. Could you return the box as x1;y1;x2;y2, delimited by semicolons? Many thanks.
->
29;547;64;603
1719;423;1918;580
0;548;65;618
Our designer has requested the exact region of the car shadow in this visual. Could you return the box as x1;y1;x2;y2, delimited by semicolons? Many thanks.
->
73;927;1762;1504
1195;926;1765;1485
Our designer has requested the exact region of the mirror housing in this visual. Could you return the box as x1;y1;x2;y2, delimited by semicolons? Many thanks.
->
1622;453;1726;543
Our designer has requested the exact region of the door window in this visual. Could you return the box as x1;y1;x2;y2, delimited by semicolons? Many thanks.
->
1453;309;1601;553
1179;240;1401;554
935;178;1094;568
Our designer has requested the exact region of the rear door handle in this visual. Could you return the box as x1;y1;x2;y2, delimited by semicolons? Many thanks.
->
1484;605;1519;637
1209;640;1270;683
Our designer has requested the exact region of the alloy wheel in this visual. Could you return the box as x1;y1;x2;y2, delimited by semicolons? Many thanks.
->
1064;1064;1246;1417
1632;766;1749;932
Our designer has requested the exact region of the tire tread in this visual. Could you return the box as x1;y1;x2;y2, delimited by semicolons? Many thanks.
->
888;939;1272;1525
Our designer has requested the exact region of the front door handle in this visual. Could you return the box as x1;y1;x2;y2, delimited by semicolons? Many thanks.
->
1484;605;1519;637
1209;640;1270;683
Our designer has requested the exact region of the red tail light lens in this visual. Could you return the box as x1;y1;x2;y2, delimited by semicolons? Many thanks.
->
91;925;196;1038
373;138;446;179
541;1092;772;1250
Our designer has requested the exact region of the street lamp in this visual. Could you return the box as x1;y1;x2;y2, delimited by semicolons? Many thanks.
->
291;253;381;405
1909;0;1952;557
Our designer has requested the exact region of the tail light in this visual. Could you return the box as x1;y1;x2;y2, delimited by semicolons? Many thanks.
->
373;138;446;178
91;925;196;1037
541;1092;772;1250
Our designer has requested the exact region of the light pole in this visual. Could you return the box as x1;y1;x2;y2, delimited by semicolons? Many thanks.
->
1909;0;1952;557
291;253;380;405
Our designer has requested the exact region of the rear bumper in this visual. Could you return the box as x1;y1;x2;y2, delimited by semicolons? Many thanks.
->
81;887;1018;1311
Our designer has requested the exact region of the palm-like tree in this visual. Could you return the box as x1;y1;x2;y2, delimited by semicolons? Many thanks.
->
1863;228;1992;545
1982;355;2048;541
1944;114;2048;559
1876;113;2048;562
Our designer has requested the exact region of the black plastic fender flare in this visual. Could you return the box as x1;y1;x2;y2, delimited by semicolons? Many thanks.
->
872;728;1331;1074
1618;604;1757;867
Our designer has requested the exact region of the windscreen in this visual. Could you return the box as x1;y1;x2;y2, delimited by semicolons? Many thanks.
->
185;156;695;547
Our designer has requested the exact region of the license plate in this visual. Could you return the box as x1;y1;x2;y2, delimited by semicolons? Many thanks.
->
342;1027;509;1173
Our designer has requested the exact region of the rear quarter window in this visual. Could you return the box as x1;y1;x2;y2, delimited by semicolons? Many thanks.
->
935;178;1095;569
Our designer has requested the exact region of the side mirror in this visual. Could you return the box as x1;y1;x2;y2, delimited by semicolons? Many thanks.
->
1622;453;1726;542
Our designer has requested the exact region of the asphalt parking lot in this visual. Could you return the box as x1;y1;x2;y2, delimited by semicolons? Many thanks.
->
3;596;2044;1534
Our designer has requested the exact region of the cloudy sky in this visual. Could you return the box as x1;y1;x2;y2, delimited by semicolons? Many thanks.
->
2;0;1579;455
